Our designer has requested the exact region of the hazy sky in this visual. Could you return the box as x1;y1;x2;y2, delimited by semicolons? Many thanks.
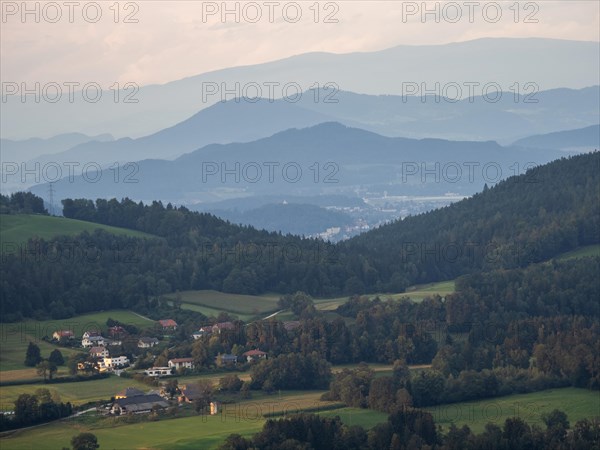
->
2;1;599;87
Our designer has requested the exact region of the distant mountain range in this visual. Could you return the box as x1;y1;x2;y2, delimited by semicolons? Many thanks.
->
8;86;598;173
3;38;598;139
1;133;113;163
29;122;567;205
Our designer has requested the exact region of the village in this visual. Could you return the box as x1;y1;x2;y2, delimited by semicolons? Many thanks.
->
48;317;275;418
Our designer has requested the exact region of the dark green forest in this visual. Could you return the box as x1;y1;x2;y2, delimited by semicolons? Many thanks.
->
1;152;598;321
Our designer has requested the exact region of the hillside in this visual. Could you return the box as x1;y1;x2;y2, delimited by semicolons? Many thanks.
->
513;124;600;150
0;214;155;248
341;151;600;285
2;152;598;320
29;122;565;205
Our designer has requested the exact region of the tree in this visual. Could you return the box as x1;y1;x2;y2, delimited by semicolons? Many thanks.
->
49;349;65;366
36;360;58;382
219;374;243;392
71;432;99;450
24;342;42;367
164;379;179;399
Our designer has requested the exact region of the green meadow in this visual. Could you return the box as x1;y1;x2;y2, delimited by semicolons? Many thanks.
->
0;214;154;248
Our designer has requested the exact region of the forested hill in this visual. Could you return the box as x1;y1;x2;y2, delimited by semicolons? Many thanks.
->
340;151;600;286
1;152;598;321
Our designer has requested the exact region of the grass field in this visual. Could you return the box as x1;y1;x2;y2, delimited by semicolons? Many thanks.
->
555;244;600;260
0;310;154;375
0;214;155;248
0;375;151;410
425;387;600;434
0;389;384;449
166;290;281;320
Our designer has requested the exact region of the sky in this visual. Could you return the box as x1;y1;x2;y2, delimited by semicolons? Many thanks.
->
1;1;599;88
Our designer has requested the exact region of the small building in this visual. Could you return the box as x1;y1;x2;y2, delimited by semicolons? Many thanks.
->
158;319;178;330
216;354;238;366
90;346;109;358
104;356;129;369
82;335;105;348
111;394;169;415
192;326;214;339
52;330;74;340
168;358;194;370
115;387;145;399
242;349;267;362
144;367;173;377
137;337;159;348
104;338;122;346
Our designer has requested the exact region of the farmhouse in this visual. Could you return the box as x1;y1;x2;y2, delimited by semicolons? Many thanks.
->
89;346;109;358
144;366;173;377
52;330;74;340
115;387;145;399
242;349;267;362
111;394;169;415
138;337;159;348
168;358;194;370
158;319;178;330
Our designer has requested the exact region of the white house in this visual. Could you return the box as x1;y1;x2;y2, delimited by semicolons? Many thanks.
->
168;358;194;370
82;335;105;348
137;337;159;348
144;367;173;377
104;356;130;369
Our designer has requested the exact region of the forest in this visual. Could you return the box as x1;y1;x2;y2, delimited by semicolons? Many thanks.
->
1;152;598;321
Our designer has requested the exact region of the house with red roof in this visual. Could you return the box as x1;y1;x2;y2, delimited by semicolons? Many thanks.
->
242;349;267;363
158;319;178;330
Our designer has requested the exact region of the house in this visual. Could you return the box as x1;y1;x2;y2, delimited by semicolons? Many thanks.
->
103;356;129;369
52;330;74;340
89;346;109;358
104;338;122;346
158;319;178;330
108;325;127;337
213;322;235;334
168;358;194;370
82;330;101;339
115;387;145;399
216;354;238;366
111;394;169;415
178;384;202;403
144;367;173;377
242;349;267;362
82;335;105;348
137;337;159;348
192;326;213;339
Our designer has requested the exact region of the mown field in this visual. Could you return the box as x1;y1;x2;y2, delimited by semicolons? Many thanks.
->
425;387;600;434
0;214;154;248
